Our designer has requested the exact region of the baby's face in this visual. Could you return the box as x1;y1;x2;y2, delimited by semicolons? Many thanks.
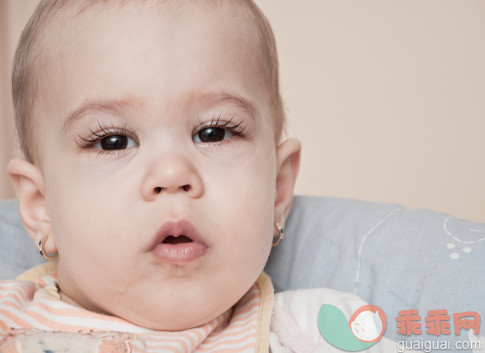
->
34;2;281;330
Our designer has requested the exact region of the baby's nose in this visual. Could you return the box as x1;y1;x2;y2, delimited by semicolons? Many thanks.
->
140;153;204;201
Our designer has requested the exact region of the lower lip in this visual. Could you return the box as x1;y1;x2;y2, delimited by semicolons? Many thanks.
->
151;242;207;263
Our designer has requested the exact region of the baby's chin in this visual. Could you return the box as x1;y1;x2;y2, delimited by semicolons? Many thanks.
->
58;279;238;331
112;300;232;331
88;281;244;331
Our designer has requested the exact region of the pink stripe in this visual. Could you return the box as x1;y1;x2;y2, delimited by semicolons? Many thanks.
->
0;275;263;352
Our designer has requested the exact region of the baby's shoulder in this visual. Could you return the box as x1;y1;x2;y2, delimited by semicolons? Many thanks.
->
270;288;416;353
0;278;41;301
0;279;42;335
1;262;59;294
0;265;60;334
272;287;369;345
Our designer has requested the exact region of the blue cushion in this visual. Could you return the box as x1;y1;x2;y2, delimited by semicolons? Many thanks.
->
1;196;484;348
265;196;485;347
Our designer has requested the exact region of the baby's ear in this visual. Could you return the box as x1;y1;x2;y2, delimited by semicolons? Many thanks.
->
275;138;301;222
7;158;51;243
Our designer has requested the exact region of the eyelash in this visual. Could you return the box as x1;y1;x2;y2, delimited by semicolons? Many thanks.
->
194;114;249;140
76;121;137;155
76;115;249;155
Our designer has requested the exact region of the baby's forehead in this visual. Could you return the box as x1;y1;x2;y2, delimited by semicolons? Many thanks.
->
39;0;268;97
45;1;262;46
36;0;272;121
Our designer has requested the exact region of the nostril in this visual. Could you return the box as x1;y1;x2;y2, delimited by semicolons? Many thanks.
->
152;185;191;194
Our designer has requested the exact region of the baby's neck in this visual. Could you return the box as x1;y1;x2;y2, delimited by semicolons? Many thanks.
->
57;283;112;316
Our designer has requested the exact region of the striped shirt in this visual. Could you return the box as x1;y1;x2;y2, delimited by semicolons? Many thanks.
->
0;267;273;353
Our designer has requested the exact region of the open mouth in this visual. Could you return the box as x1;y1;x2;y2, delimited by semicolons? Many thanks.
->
149;219;207;252
162;235;194;245
150;220;207;263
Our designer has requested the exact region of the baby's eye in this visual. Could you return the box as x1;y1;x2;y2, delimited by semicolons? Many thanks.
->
193;127;234;143
95;134;138;150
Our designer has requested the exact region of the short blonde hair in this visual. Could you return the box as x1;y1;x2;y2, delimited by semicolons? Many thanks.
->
12;0;286;163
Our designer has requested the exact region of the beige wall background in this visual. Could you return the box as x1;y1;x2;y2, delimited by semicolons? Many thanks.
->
0;0;484;223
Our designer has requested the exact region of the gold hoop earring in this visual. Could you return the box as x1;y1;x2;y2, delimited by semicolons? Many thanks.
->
272;222;284;247
38;234;58;261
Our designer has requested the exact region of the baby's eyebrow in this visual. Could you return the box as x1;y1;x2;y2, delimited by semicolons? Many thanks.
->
61;97;143;133
198;91;259;122
61;91;259;133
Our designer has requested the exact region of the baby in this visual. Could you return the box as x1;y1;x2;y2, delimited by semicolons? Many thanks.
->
0;1;409;352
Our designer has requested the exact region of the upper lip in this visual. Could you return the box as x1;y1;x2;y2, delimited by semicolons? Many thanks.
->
148;219;207;251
